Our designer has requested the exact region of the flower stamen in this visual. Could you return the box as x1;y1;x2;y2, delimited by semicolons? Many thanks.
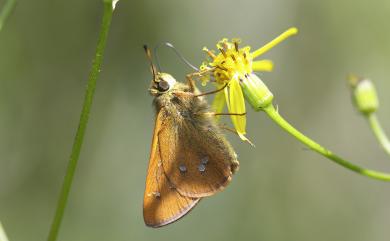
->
216;65;228;71
219;48;227;58
203;47;216;59
231;54;237;63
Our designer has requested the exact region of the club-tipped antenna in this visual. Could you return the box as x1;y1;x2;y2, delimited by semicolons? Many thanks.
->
154;42;199;72
143;45;158;81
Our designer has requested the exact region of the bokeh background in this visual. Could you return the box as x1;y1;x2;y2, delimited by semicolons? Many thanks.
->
1;0;390;240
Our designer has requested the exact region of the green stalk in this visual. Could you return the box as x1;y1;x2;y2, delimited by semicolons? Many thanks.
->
0;221;9;241
263;104;390;181
0;0;16;32
0;1;17;241
367;113;390;157
47;2;115;241
1;1;17;241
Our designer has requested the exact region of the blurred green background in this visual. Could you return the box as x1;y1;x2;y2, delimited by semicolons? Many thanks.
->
1;0;390;240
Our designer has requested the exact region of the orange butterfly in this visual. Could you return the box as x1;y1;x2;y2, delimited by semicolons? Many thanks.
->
143;46;239;227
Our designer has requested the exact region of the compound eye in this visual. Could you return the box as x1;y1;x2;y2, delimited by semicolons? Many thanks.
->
158;80;170;92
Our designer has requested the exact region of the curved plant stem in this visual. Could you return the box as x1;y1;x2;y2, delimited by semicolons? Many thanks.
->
367;113;390;157
0;221;9;241
47;2;114;241
0;0;16;32
263;104;390;181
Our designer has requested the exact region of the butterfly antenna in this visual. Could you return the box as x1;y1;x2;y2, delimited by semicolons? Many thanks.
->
154;42;199;72
143;45;158;81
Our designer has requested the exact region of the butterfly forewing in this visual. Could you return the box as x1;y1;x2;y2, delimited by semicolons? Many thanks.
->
143;113;200;227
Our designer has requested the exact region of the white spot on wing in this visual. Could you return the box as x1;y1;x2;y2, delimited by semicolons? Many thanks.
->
179;164;187;173
198;163;206;173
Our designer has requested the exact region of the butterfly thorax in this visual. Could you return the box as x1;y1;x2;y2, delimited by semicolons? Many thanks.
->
152;82;210;125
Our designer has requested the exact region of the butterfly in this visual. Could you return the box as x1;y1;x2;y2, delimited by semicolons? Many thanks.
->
143;45;240;227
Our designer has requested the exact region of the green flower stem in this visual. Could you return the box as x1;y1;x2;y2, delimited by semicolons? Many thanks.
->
367;113;390;156
0;0;16;32
0;221;9;241
1;2;17;241
263;104;390;181
47;2;114;241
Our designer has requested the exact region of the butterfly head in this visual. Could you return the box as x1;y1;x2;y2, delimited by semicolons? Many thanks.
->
144;45;177;96
149;72;177;96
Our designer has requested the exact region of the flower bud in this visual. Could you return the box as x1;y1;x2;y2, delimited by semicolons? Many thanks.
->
240;73;274;111
349;75;379;115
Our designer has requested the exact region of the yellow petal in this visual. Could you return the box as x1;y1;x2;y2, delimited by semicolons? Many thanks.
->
252;60;274;72
229;78;247;139
252;27;298;58
224;84;230;110
211;89;226;121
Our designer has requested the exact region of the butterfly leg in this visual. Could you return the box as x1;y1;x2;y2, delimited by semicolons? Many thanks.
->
213;112;246;116
218;123;238;134
175;83;229;99
185;67;215;92
174;79;226;98
196;112;246;119
197;112;246;118
193;84;227;97
185;73;197;92
214;117;255;147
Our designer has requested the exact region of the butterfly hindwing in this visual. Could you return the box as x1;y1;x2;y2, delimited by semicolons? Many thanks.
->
158;109;238;198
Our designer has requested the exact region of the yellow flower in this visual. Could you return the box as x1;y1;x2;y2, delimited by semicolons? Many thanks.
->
201;27;298;143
